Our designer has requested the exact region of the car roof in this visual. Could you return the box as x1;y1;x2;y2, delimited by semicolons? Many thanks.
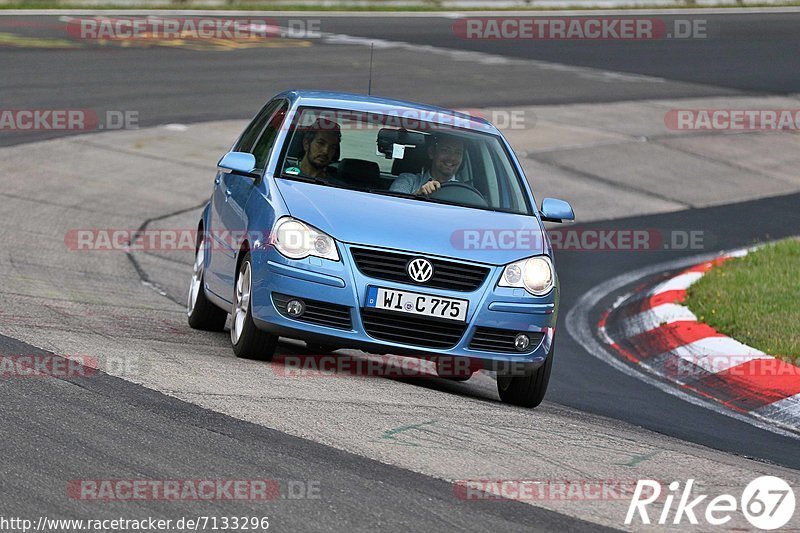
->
276;90;500;135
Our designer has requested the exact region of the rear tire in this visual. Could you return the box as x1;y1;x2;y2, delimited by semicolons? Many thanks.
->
187;236;227;331
496;343;554;408
230;252;278;361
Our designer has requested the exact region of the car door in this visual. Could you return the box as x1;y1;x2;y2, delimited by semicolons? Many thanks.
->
206;99;288;301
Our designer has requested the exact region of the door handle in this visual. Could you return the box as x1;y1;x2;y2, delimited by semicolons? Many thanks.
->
224;189;232;202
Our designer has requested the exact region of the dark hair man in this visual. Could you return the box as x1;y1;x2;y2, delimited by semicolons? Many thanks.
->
295;118;342;180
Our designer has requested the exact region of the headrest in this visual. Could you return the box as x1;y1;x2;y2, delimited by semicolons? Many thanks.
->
391;145;430;176
338;158;380;187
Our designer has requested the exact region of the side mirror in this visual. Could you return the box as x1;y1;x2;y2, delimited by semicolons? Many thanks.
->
540;198;575;223
218;152;258;178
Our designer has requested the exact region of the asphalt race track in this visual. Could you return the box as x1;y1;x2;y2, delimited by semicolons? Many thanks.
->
3;12;800;145
1;10;799;531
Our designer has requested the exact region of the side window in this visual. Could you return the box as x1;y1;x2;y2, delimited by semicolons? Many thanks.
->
489;147;528;213
252;102;289;170
234;100;282;154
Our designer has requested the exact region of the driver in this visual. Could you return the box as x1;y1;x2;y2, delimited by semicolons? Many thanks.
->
285;117;342;181
390;133;465;196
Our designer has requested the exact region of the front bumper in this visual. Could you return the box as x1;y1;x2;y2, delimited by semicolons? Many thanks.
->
249;243;557;374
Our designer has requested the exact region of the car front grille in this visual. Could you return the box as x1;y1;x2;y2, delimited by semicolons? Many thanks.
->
350;247;489;292
360;308;467;349
469;327;544;353
272;293;352;330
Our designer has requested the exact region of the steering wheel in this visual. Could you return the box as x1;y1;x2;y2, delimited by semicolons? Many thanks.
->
430;181;488;208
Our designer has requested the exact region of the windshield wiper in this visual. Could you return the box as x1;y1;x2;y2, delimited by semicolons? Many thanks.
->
283;174;326;185
366;189;438;202
367;189;476;210
279;174;348;189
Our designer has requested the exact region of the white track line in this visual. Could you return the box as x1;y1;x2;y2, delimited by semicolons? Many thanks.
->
617;303;697;338
649;271;703;294
565;250;800;441
668;338;769;373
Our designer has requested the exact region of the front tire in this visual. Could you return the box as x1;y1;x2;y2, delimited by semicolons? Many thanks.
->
231;252;278;361
496;344;554;408
187;236;227;331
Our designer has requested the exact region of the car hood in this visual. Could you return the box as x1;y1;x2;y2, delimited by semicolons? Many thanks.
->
275;179;547;266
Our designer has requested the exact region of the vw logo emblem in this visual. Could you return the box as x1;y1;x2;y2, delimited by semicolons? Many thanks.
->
407;258;434;283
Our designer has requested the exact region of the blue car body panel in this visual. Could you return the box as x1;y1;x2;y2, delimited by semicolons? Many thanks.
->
275;179;546;265
201;90;562;371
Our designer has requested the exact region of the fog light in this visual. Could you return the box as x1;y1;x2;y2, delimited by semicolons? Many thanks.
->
286;299;305;317
514;334;530;352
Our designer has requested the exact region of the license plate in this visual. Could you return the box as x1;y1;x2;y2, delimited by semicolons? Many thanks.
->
365;287;468;322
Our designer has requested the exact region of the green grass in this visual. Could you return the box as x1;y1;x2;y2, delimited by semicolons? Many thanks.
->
684;239;800;364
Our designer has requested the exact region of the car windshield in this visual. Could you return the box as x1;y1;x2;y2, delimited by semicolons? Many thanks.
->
276;106;533;215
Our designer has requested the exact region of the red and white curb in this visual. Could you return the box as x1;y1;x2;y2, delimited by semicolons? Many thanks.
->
599;249;800;434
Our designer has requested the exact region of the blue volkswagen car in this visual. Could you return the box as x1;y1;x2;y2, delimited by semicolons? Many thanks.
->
187;90;574;407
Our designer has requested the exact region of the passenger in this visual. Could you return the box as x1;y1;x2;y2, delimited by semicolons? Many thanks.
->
286;118;342;181
390;133;465;196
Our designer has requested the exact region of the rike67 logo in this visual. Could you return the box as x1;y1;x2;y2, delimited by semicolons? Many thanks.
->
626;476;795;529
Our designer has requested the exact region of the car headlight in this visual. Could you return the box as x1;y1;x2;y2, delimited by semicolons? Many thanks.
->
498;256;554;296
271;217;339;261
